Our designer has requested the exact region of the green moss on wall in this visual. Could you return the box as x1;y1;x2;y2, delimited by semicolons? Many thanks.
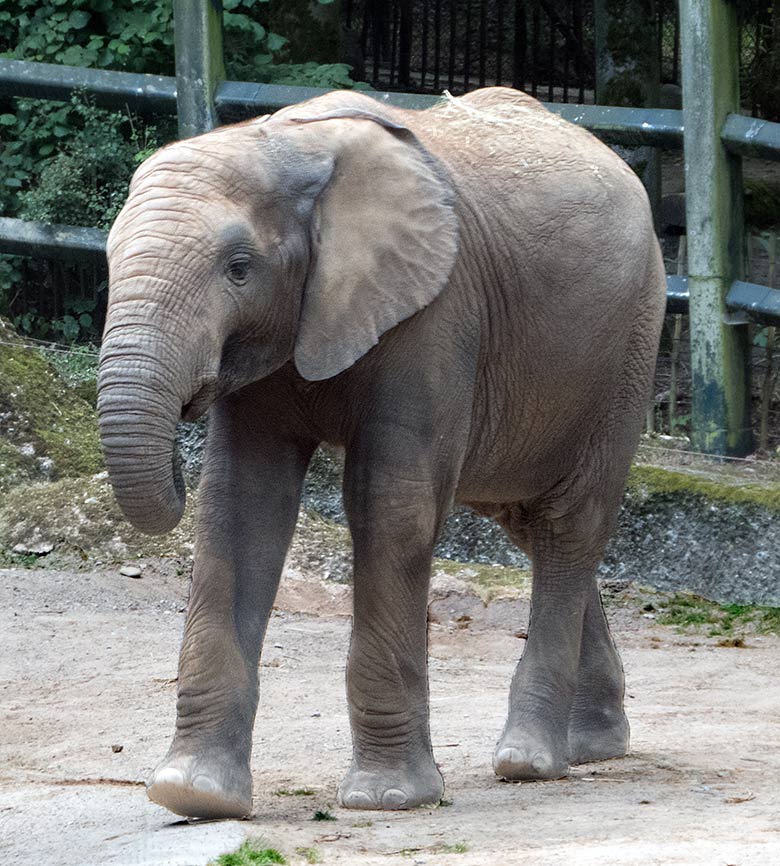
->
0;318;102;491
627;464;780;513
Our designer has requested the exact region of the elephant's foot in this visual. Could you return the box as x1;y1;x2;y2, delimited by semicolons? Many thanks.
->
493;724;569;781
147;751;253;819
567;709;630;765
338;760;444;810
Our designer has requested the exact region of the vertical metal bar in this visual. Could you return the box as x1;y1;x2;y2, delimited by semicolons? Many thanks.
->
399;0;412;88
680;0;752;456
531;0;540;97
562;0;570;102
497;0;505;85
372;3;382;84
574;0;584;101
434;0;442;91
449;0;457;91
390;1;399;87
173;0;224;139
465;0;472;91
514;0;526;91
479;0;487;87
421;0;430;89
548;6;555;101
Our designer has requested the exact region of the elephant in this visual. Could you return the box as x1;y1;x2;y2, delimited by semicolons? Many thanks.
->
97;86;666;819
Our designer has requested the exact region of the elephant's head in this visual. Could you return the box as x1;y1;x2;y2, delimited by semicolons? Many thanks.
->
97;93;459;534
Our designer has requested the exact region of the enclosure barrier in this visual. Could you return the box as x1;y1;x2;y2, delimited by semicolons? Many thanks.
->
1;0;779;456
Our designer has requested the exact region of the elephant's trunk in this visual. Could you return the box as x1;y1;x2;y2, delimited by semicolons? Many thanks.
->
97;324;189;535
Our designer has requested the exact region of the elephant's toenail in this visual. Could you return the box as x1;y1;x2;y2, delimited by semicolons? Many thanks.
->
381;788;408;809
192;775;218;793
151;767;185;788
340;790;375;809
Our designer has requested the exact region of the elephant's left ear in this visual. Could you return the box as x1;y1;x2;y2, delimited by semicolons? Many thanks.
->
285;108;459;381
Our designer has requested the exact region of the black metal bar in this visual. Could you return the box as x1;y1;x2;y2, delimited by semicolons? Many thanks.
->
496;0;505;86
562;0;570;102
548;4;555;101
479;0;487;88
0;58;176;113
513;0;526;90
372;2;382;84
390;1;399;86
464;0;472;92
531;0;540;97
398;0;413;88
721;113;780;162
449;0;457;91
434;0;442;91
575;0;584;102
421;0;430;90
0;217;106;261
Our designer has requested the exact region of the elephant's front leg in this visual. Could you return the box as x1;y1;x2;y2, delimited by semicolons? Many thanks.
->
338;435;452;811
147;400;313;819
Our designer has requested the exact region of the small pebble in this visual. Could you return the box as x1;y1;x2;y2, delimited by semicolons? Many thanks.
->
120;565;142;578
111;744;123;753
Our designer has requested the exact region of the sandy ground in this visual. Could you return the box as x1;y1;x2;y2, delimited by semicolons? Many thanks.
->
1;564;779;866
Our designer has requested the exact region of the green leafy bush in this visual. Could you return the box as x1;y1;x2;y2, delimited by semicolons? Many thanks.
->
0;0;365;340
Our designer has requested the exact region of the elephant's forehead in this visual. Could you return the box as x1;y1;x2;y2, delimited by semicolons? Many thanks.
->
130;130;271;195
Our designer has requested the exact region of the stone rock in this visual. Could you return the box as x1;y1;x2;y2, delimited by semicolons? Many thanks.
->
12;541;54;556
119;565;143;578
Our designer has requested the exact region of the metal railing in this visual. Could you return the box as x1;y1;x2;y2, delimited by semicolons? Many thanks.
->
0;0;779;456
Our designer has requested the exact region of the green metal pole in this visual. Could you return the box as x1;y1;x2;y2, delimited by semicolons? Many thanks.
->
174;0;225;139
680;0;752;456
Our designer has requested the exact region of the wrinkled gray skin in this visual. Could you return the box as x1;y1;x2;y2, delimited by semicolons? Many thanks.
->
98;87;666;819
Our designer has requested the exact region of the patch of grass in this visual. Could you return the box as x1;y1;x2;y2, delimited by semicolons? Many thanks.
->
439;841;469;854
273;788;315;797
312;809;336;821
655;591;780;637
211;842;286;866
433;558;531;602
294;848;321;865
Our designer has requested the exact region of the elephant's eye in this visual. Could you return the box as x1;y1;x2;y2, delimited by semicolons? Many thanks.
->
226;255;251;286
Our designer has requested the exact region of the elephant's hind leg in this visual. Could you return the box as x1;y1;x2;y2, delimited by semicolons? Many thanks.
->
567;580;629;765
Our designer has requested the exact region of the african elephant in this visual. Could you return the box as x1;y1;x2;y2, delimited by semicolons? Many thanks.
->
97;86;666;818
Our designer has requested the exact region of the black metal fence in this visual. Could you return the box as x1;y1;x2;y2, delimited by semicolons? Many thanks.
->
344;0;775;120
1;0;780;456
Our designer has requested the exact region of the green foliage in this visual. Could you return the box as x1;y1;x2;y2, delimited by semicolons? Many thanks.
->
0;0;366;339
312;809;337;821
210;843;286;866
655;591;780;637
1;0;175;75
294;849;321;865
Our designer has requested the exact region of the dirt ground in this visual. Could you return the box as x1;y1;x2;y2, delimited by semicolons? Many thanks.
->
1;563;779;866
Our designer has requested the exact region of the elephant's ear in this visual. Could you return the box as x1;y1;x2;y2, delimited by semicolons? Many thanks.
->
286;109;459;382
